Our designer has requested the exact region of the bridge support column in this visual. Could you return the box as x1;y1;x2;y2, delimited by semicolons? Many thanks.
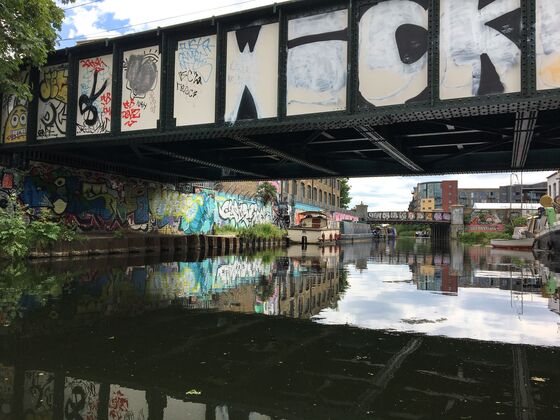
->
450;205;465;240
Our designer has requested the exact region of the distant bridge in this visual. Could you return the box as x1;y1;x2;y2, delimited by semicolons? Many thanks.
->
2;0;560;182
368;211;452;225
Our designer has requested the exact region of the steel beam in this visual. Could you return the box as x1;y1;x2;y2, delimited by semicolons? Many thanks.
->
355;126;423;173
229;135;338;175
139;145;267;178
512;111;538;169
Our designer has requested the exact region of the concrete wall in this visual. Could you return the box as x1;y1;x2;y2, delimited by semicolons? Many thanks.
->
0;162;274;234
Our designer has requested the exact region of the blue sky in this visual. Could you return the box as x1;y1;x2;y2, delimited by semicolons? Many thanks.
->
56;1;553;211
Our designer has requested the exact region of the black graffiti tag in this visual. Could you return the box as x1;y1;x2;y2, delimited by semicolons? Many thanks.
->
64;385;87;420
79;71;108;127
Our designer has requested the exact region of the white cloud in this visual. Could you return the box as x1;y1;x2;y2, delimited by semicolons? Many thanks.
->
350;171;552;211
61;0;288;44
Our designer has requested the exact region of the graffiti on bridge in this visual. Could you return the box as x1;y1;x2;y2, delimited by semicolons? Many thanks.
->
77;55;113;136
64;377;100;420
37;64;68;139
368;211;451;222
1;71;29;144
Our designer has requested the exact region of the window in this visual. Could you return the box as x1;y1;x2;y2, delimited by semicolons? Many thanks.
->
324;192;327;203
319;189;322;202
292;180;297;195
301;182;305;198
313;188;317;201
307;185;312;199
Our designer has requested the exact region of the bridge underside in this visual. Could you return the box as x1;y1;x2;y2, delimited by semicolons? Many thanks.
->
5;107;560;183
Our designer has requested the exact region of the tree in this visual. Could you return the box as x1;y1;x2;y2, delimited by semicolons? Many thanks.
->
339;178;351;209
0;0;73;100
256;182;277;205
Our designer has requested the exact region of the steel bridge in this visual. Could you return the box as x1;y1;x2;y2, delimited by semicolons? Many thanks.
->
367;211;451;225
2;0;560;182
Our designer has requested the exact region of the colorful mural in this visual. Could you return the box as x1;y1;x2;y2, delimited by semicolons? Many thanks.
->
1;162;273;234
1;71;29;143
77;55;113;135
466;211;505;232
37;64;68;139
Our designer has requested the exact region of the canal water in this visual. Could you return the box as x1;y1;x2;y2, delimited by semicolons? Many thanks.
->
1;239;559;419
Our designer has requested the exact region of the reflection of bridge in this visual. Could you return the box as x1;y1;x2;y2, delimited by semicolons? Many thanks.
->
368;211;452;225
2;1;560;181
2;311;557;420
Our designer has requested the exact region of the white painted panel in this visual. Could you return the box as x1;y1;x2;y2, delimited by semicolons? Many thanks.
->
439;0;521;99
359;1;428;107
37;64;68;139
121;46;161;131
64;377;100;420
225;23;279;123
174;35;217;125
287;10;347;116
76;55;113;136
536;0;560;90
108;385;148;419
163;398;206;419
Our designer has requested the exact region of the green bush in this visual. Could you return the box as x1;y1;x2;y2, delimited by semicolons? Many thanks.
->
459;231;511;245
0;195;78;260
214;223;286;239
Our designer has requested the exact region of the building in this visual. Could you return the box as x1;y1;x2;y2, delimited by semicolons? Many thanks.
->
219;178;356;225
547;171;560;199
414;180;458;212
458;188;499;209
498;182;546;203
421;198;435;211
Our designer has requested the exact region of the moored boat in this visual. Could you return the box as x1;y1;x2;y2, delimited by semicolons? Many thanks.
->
287;211;339;245
490;237;535;250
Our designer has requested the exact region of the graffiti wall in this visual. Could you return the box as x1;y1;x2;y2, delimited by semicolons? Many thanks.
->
536;0;560;90
359;0;428;107
287;10;348;115
466;210;505;232
215;193;274;228
225;23;278;123
164;399;206;420
440;0;521;99
1;71;29;144
64;377;100;420
77;55;113;135
174;35;217;126
1;162;273;233
122;46;161;131
37;63;68;139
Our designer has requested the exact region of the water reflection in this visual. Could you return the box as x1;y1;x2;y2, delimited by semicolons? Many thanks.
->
1;241;560;419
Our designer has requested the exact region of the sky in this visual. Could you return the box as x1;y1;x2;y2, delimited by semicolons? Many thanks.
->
56;1;554;212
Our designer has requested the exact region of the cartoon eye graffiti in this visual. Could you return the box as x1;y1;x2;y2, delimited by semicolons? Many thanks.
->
54;177;66;187
3;104;27;143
